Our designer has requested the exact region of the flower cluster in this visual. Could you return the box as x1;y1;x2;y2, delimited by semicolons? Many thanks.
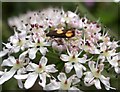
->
0;7;120;91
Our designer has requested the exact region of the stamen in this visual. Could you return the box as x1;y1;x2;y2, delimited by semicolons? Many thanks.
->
39;64;42;68
89;77;95;83
16;60;20;64
64;80;67;84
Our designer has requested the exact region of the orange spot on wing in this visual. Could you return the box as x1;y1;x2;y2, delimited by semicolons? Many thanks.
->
65;31;73;37
57;29;63;34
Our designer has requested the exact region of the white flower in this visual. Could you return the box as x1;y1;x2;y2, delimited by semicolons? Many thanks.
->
16;56;58;89
60;49;88;78
108;54;120;74
98;43;118;62
84;61;115;90
79;39;100;54
44;72;81;91
61;11;79;24
9;30;27;51
28;37;50;59
0;51;28;85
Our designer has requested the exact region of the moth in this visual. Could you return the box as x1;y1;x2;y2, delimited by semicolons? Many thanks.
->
46;28;75;38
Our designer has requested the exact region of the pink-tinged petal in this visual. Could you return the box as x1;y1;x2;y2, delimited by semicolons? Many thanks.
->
93;49;100;54
94;79;101;89
40;56;47;66
17;79;23;89
39;73;46;88
39;47;48;56
14;74;28;79
1;56;16;67
100;43;107;51
65;62;73;73
0;68;16;85
74;63;83;78
57;72;67;82
69;75;80;85
78;58;86;63
28;48;38;59
24;72;38;89
98;63;104;72
46;64;58;73
44;80;60;90
13;46;20;53
60;54;69;62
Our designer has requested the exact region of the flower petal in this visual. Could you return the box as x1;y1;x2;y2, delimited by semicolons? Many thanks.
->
40;56;47;66
39;47;48;56
94;79;101;89
19;51;28;62
88;61;95;72
24;72;38;89
0;68;16;85
78;57;86;63
14;74;28;79
60;54;69;62
84;72;94;86
108;56;118;67
57;72;67;82
46;64;58;73
100;75;116;90
115;67;120;74
17;79;23;89
44;80;60;90
1;56;16;67
28;48;38;59
70;76;80;85
74;63;84;78
39;73;46;88
65;62;73;73
69;86;80;91
26;62;38;71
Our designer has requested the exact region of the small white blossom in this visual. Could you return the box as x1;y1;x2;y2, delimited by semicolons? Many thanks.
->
108;54;120;74
0;51;29;85
15;56;58;89
44;72;81;91
60;48;88;78
28;36;50;59
84;61;115;90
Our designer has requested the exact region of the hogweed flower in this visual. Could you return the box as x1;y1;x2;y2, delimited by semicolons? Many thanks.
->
0;7;119;91
44;73;80;91
84;61;116;90
15;56;57;89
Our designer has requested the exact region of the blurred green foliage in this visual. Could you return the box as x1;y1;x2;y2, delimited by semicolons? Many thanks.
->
1;2;120;91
